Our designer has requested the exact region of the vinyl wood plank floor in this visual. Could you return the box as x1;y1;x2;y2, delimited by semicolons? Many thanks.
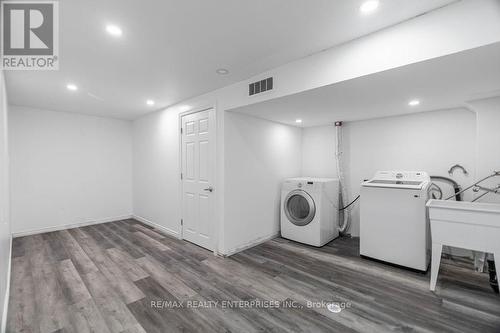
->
7;219;500;333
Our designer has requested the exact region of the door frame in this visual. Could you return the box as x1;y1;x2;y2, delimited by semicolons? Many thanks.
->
178;105;219;255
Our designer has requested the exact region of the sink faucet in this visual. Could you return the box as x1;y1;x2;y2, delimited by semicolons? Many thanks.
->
448;164;468;176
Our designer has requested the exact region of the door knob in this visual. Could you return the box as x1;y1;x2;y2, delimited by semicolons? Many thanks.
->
204;186;214;192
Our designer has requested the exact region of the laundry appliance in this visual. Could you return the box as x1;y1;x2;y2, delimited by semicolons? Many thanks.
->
360;171;431;271
281;178;339;247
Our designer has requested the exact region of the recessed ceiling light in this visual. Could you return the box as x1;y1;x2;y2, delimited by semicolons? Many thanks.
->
216;68;229;75
146;99;155;106
295;119;302;124
179;105;191;112
360;0;379;14
106;24;123;37
66;83;78;91
408;99;420;106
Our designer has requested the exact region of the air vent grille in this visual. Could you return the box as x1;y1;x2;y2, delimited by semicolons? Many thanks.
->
249;77;273;96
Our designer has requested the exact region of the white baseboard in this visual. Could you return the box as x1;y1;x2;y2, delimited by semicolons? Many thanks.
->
11;214;133;238
132;215;181;239
222;232;279;257
1;235;12;333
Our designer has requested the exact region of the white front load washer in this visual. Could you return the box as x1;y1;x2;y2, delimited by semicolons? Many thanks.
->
360;171;431;271
281;178;340;247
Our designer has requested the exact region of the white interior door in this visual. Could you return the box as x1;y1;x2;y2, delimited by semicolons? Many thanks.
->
181;108;216;250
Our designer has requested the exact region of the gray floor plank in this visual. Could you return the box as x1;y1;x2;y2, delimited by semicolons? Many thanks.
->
57;259;92;305
28;235;71;332
106;247;149;282
69;227;145;304
95;223;147;259
80;270;144;333
58;230;99;275
7;256;39;333
67;298;112;333
11;236;27;258
130;223;166;241
135;255;197;301
7;220;500;333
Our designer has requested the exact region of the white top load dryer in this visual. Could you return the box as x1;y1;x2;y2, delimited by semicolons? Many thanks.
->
360;171;431;271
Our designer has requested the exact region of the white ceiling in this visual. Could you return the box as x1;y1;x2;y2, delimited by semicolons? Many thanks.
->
232;42;500;127
5;0;456;119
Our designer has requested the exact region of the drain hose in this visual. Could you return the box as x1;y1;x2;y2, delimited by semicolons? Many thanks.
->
335;122;350;234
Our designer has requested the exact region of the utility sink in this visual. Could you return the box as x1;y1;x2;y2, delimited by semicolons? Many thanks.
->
426;199;500;291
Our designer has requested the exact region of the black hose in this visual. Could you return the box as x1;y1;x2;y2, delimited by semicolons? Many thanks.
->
430;176;462;201
339;195;360;211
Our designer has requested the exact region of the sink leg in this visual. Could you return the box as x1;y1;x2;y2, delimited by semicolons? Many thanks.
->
430;243;443;291
494;251;500;293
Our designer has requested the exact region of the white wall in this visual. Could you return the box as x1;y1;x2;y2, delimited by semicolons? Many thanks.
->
224;112;301;254
0;72;11;331
301;108;477;236
132;108;182;237
9;106;133;235
469;96;500;203
132;108;301;255
301;126;337;179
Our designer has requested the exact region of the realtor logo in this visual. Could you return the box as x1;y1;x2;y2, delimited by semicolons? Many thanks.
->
1;1;59;70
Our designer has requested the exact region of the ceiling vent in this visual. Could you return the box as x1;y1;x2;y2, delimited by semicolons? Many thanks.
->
249;77;273;96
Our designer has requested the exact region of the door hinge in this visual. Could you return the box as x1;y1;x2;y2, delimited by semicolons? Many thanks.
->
180;173;183;180
180;127;183;134
181;219;183;226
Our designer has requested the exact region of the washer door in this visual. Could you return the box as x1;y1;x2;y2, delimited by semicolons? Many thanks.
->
284;189;316;226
